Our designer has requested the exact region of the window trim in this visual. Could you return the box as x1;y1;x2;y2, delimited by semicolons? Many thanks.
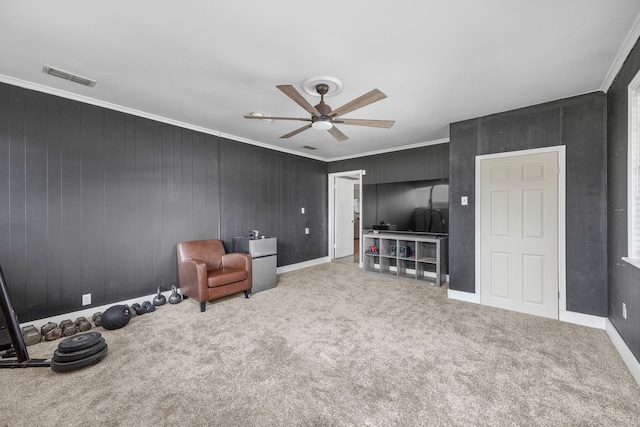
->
623;69;640;269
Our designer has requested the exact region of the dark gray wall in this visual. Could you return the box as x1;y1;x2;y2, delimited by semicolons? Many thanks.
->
449;92;608;316
328;144;449;184
607;38;640;362
0;82;327;322
218;138;327;265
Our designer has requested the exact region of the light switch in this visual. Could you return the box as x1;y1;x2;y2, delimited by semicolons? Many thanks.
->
461;196;468;206
305;228;310;234
301;207;305;214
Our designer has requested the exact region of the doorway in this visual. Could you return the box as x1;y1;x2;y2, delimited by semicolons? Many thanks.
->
328;171;363;265
476;147;565;320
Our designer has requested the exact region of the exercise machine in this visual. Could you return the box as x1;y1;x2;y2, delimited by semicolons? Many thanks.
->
0;264;50;368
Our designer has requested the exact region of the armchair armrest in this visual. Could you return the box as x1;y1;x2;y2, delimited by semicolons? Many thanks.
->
221;252;251;270
221;253;252;288
178;258;208;300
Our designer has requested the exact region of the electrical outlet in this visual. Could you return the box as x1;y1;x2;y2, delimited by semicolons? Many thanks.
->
82;293;91;306
461;196;468;206
301;207;305;214
623;302;627;319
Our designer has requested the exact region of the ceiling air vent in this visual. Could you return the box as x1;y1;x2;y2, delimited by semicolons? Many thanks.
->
303;145;318;150
42;65;97;87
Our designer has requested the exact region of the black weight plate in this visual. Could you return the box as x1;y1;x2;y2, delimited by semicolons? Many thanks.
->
51;344;108;373
57;331;102;353
53;339;106;363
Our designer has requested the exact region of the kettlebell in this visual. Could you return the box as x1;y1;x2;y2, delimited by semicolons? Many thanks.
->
169;285;182;304
153;287;166;306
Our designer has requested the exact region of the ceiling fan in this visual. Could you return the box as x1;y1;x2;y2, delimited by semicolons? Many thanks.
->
244;83;395;142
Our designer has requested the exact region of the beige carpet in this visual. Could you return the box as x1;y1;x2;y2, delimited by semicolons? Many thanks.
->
2;262;639;426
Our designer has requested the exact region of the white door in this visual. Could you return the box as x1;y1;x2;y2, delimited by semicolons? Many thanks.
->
334;177;355;258
480;151;559;319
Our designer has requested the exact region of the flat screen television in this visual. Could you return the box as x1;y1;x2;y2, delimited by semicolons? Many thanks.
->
362;179;449;234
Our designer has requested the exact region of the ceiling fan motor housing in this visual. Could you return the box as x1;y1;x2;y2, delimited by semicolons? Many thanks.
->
314;102;332;120
313;83;333;125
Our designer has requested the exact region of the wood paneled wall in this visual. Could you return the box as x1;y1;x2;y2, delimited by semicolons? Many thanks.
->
218;138;327;265
0;83;327;321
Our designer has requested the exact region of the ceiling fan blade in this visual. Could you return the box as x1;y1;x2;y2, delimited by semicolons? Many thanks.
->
334;118;395;128
244;115;311;122
280;124;312;139
277;85;321;117
329;89;387;118
327;126;349;142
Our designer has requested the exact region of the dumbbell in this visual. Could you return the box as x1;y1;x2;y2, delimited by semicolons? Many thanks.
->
59;319;78;337
41;322;63;341
75;317;92;332
131;303;145;316
141;300;155;313
21;325;42;346
92;312;102;327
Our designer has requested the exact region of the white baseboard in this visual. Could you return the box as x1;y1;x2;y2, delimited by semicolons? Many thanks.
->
18;258;330;332
447;289;480;304
446;290;607;330
559;310;606;329
446;292;640;386
276;257;330;274
606;319;640;386
19;289;177;332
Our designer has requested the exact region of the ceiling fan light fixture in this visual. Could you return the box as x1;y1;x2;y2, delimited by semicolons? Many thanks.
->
249;112;272;123
312;120;333;130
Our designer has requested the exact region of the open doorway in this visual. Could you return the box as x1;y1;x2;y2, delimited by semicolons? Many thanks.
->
328;171;363;265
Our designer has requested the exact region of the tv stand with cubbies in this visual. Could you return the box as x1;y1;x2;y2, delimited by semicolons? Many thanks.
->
362;232;447;286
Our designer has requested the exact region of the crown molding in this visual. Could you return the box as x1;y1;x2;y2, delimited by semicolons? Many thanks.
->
325;137;449;162
601;10;640;91
0;74;448;163
0;74;329;162
0;74;447;163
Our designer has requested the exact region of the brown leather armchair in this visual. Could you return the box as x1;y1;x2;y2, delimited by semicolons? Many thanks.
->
176;239;252;312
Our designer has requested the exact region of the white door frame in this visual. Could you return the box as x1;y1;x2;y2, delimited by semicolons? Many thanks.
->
328;170;364;265
475;146;567;317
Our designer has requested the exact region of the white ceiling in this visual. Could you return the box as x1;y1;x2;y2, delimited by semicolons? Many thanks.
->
2;1;640;161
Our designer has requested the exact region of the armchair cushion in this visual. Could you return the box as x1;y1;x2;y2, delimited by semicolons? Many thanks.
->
208;268;247;288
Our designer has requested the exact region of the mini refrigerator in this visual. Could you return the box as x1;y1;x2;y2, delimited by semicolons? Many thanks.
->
233;237;277;293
